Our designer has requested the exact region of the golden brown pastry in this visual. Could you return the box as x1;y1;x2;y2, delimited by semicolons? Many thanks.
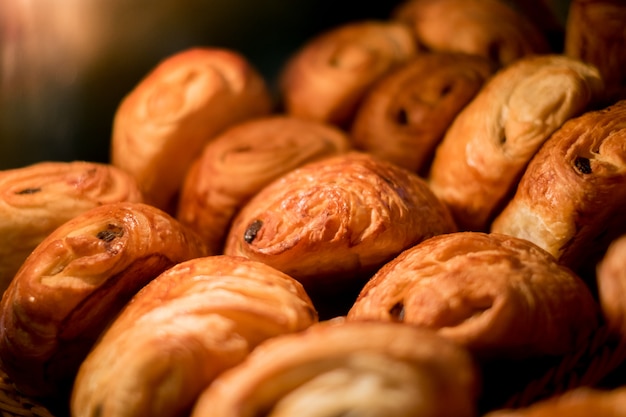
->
392;0;550;68
111;47;273;213
485;387;626;417
223;151;457;317
565;0;626;104
350;51;495;174
190;320;479;417
71;255;317;417
0;161;143;294
176;115;352;255
491;100;626;277
279;20;418;128
596;234;626;338
427;54;604;231
348;232;600;361
0;202;208;403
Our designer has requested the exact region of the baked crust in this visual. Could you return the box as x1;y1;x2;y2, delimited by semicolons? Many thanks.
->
190;320;479;417
279;20;418;127
176;115;352;255
71;255;317;417
427;54;603;231
491;100;626;275
0;161;143;293
0;202;208;400
350;51;494;174
111;47;273;212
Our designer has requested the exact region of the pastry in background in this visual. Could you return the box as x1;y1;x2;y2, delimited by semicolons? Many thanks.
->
565;0;626;104
111;47;273;213
223;151;456;318
595;234;626;338
350;51;494;175
190;320;479;417
71;255;317;417
177;115;352;255
279;20;418;128
0;161;143;293
392;0;550;68
0;202;208;405
491;100;626;278
428;54;603;231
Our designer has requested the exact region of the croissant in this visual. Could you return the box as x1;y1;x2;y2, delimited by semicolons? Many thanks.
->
71;255;317;417
111;47;273;213
223;151;457;318
392;0;550;68
190;320;479;417
0;161;143;293
596;234;626;338
350;51;495;174
176;115;352;255
0;202;208;404
491;100;626;277
279;20;418;128
565;0;626;104
348;232;600;361
427;54;604;231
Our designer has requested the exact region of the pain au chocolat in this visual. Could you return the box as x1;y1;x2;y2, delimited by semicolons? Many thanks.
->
176;115;352;255
427;54;603;231
491;100;626;278
223;151;456;317
111;47;273;213
71;255;317;417
190;320;479;417
0;202;207;403
0;161;143;294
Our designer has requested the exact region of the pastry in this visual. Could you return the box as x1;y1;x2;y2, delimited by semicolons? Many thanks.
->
0;202;208;403
350;51;495;174
71;255;317;417
190;320;479;417
176;115;352;255
565;0;626;104
111;47;273;213
348;232;600;361
427;54;604;231
596;234;626;338
0;161;143;294
279;20;418;128
223;151;457;318
491;100;626;277
392;0;550;68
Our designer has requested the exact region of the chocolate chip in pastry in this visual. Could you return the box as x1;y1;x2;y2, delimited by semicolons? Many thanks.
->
0;161;143;294
392;0;551;68
176;115;352;255
350;51;495;175
491;100;626;280
427;54;604;231
111;47;273;213
190;320;479;417
279;20;418;128
0;202;208;406
565;0;626;105
71;255;317;417
223;151;457;318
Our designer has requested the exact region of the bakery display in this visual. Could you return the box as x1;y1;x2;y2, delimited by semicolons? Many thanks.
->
350;51;494;174
0;161;143;294
427;54;603;231
176;115;352;255
491;100;626;278
392;0;550;68
71;255;317;417
190;320;479;417
223;151;457;317
279;20;418;127
110;47;273;213
0;202;208;406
